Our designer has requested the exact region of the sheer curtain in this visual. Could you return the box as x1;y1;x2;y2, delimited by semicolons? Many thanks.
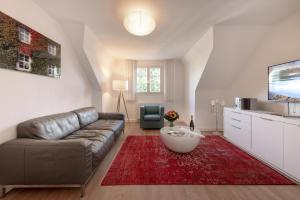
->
164;59;175;102
127;59;137;101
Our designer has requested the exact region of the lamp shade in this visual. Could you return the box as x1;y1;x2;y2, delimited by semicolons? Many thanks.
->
112;80;128;91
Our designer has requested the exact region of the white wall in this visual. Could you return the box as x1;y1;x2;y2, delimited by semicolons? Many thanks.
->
0;0;95;143
82;26;116;112
194;24;271;130
182;28;214;122
195;89;229;131
83;26;114;92
227;10;300;116
195;10;300;131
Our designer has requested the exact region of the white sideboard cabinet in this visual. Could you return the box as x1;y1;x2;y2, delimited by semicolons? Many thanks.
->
224;107;300;182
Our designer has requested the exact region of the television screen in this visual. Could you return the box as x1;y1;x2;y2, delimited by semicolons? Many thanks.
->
268;60;300;102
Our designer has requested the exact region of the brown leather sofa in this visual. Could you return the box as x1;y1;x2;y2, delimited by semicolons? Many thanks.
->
0;107;124;198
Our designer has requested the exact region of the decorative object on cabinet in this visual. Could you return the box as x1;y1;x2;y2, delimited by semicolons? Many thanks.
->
234;97;257;110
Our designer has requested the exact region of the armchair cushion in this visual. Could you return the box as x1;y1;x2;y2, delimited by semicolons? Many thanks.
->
144;114;161;121
144;105;160;115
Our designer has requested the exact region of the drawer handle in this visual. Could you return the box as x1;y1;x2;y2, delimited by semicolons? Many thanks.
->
232;125;242;130
260;117;273;121
231;118;241;122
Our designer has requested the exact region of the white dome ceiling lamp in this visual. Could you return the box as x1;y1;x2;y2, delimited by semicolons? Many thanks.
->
123;10;156;36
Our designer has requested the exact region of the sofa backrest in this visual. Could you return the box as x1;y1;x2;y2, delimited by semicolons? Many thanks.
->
144;105;160;115
72;107;98;127
17;112;80;140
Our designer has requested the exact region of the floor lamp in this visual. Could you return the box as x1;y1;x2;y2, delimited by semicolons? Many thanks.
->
113;80;129;121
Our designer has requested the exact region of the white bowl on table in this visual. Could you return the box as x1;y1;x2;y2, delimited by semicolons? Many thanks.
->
160;126;204;153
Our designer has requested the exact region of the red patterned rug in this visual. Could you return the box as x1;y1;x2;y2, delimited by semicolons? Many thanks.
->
101;135;295;185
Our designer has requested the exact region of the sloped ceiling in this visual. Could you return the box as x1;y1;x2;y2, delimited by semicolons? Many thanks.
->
197;0;300;90
198;25;271;90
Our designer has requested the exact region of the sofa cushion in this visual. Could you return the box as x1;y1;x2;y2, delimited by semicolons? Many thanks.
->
144;114;161;121
144;105;159;115
65;129;114;169
17;112;80;140
73;107;98;127
83;120;124;137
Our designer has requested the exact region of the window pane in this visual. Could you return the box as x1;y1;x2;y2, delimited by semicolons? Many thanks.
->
149;67;160;93
136;68;147;92
19;62;24;68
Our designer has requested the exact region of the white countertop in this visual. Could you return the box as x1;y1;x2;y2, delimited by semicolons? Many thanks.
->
224;107;300;126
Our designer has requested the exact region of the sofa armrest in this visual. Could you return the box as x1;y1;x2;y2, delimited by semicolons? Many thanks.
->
0;138;93;185
159;106;165;119
98;113;125;120
140;106;145;121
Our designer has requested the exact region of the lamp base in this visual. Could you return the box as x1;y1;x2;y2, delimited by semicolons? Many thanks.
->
116;90;129;121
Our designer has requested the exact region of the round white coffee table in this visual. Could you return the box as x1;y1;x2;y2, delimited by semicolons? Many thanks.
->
160;126;204;153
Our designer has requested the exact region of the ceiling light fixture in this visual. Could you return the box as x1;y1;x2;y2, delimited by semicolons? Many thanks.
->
123;10;156;36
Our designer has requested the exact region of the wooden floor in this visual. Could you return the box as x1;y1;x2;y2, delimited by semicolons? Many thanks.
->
2;122;300;200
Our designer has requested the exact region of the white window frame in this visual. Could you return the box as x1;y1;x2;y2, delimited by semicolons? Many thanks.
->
18;27;31;44
135;65;163;95
48;64;60;78
48;64;55;77
48;44;57;56
16;53;32;72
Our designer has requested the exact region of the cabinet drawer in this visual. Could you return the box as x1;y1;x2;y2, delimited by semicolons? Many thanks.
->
229;119;251;131
224;110;251;131
230;124;251;151
224;110;252;151
224;110;251;124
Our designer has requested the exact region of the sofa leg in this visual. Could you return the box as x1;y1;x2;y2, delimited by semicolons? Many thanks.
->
80;185;85;198
0;186;5;198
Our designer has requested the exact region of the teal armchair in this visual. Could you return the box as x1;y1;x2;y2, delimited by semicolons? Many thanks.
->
140;105;164;129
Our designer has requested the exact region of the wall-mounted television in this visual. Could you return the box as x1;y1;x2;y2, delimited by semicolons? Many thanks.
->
268;60;300;102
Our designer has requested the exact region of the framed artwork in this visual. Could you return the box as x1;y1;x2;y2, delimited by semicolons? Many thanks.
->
0;11;61;78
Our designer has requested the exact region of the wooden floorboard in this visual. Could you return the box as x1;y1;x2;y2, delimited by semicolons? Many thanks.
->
2;122;300;200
